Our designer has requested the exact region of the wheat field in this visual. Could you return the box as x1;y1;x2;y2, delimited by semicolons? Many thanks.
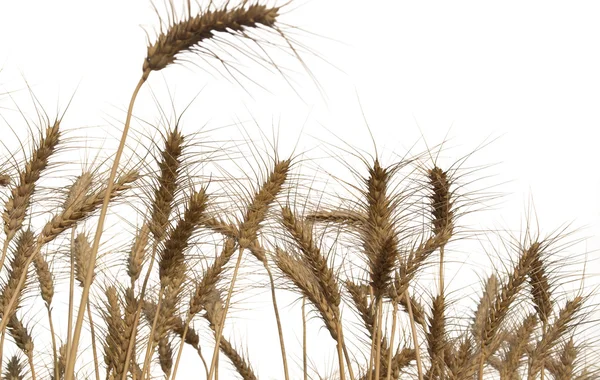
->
0;1;599;379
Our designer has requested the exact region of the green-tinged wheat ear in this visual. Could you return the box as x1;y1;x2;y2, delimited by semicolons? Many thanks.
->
127;222;149;284
144;4;280;74
3;121;60;244
3;355;26;380
72;232;93;287
150;127;184;241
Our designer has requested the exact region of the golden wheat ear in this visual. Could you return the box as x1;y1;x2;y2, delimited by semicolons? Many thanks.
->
144;3;280;75
3;354;26;379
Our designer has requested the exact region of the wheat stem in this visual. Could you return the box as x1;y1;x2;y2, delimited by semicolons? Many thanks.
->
64;74;147;380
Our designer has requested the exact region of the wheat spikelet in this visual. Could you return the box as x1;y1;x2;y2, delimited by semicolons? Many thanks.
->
447;337;473;379
3;355;25;380
171;312;200;350
127;222;149;284
120;287;139;377
0;175;11;188
3;121;60;245
150;128;184;241
144;3;280;74
499;313;537;379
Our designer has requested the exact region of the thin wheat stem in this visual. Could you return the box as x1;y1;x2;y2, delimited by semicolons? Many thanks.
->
141;286;165;379
405;290;424;380
374;298;384;380
386;302;399;380
302;297;307;380
120;242;158;380
87;300;100;380
64;74;147;380
207;247;244;380
48;307;59;380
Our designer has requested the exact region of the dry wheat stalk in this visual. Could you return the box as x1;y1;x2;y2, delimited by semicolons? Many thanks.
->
143;3;280;75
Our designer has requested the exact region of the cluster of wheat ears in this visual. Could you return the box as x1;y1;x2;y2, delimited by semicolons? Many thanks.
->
0;1;598;379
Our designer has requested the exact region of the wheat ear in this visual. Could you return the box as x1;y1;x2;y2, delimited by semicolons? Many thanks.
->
3;355;26;380
1;121;60;271
208;159;290;380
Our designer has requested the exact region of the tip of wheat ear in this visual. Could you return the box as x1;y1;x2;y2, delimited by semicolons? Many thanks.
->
144;4;279;74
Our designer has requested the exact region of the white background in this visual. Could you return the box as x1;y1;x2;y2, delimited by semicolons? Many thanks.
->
1;1;599;379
